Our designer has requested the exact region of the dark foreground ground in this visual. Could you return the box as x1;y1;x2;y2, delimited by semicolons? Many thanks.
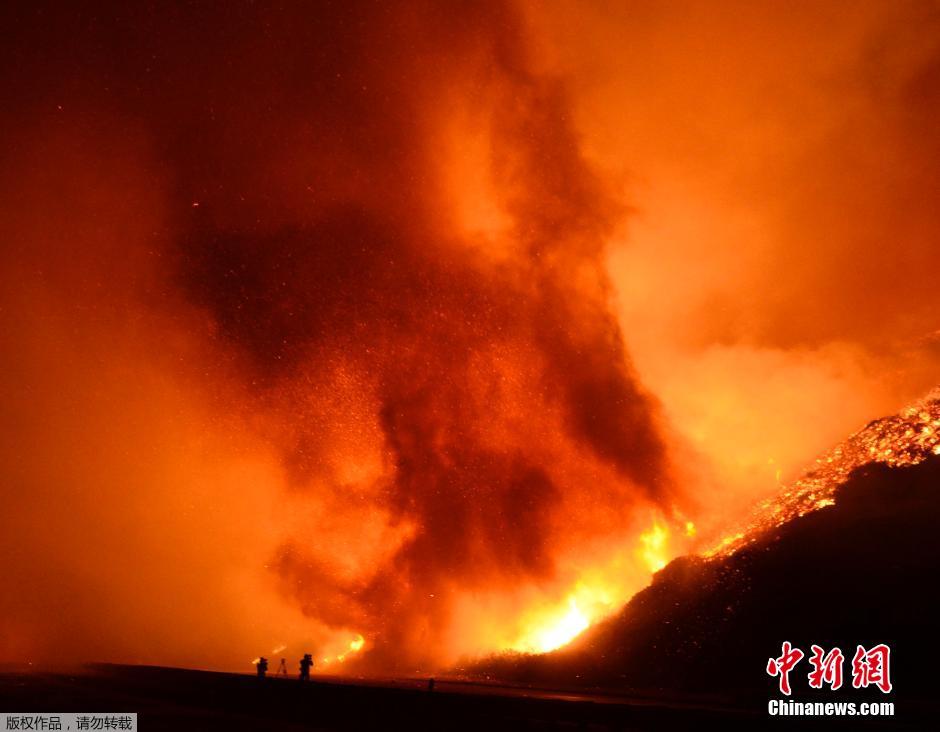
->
0;663;920;731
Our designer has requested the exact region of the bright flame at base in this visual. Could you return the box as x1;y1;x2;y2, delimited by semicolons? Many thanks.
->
507;582;617;655
526;598;590;653
503;515;689;655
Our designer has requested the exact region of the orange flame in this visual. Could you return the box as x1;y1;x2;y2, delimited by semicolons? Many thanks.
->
320;634;366;668
638;520;670;573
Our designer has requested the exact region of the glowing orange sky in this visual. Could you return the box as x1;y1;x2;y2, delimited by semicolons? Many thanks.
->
1;0;938;673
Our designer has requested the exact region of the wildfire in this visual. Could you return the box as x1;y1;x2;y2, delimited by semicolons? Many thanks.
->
524;598;590;653
508;581;614;654
706;388;940;557
258;389;940;670
638;520;670;573
320;633;366;667
503;514;696;654
492;387;940;661
491;388;940;662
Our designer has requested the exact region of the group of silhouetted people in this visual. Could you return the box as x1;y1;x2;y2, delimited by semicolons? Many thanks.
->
256;654;438;694
256;654;313;681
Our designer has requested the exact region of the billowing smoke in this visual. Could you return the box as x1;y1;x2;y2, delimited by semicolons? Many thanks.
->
1;0;939;672
525;0;940;521
175;5;677;669
0;0;673;671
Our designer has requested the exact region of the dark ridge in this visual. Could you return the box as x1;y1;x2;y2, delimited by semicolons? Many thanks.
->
470;457;940;720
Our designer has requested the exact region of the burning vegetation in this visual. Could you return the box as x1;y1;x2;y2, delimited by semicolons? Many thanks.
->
1;0;939;678
707;388;940;558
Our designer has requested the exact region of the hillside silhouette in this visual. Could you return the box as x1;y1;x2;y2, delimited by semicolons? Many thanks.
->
474;456;940;714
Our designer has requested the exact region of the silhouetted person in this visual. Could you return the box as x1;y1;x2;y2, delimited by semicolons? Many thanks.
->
428;677;435;693
299;653;313;681
276;658;288;677
256;657;268;678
